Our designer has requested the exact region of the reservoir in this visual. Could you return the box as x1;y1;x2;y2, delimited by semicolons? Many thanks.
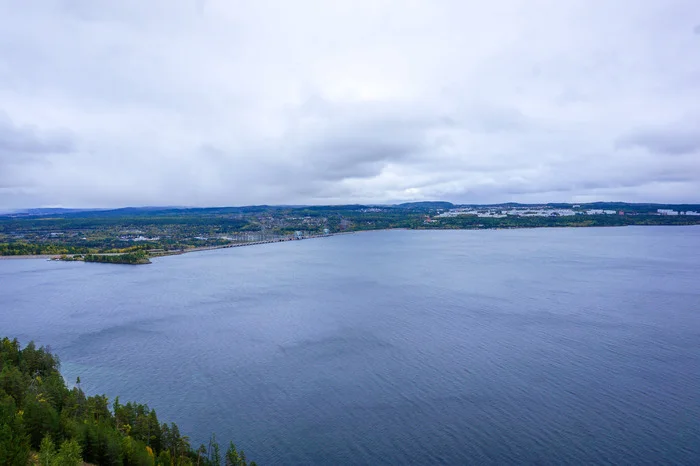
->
1;227;699;464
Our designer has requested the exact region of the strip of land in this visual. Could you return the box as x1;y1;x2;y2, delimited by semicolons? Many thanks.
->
2;202;699;264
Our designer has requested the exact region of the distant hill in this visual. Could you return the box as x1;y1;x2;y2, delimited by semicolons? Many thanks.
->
3;201;700;219
3;208;102;217
395;201;454;210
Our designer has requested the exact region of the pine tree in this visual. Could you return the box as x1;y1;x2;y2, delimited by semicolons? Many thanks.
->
210;433;222;466
38;436;57;466
225;441;240;466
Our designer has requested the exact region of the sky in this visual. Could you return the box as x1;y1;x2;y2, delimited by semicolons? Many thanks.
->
1;0;699;209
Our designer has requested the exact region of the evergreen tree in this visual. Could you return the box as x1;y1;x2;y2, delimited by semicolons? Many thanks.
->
55;439;83;466
225;441;240;466
0;395;30;466
38;437;83;466
39;436;57;466
210;433;222;466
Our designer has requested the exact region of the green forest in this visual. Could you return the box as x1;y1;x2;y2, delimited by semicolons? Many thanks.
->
83;252;151;265
0;337;254;466
0;244;149;257
0;244;91;256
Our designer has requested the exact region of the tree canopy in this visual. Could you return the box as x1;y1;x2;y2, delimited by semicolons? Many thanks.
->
0;337;255;466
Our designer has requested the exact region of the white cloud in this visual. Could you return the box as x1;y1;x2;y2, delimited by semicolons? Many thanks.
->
0;0;699;208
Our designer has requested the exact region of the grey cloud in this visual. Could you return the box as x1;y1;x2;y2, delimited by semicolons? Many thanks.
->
306;138;418;180
1;0;700;208
617;125;700;155
275;99;444;183
459;103;532;133
0;112;76;197
0;113;75;157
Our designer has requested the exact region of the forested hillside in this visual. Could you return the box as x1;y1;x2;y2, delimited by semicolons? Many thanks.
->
0;337;254;465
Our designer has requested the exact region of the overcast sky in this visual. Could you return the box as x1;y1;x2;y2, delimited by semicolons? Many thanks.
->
1;0;699;209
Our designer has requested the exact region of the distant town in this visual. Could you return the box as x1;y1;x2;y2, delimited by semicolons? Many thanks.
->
435;206;700;219
2;202;699;260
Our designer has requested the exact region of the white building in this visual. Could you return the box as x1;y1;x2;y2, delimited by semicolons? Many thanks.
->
587;209;617;215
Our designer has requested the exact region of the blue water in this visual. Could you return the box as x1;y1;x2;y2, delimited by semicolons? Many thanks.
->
1;227;699;464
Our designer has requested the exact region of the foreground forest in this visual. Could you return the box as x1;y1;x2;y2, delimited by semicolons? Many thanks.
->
0;337;255;466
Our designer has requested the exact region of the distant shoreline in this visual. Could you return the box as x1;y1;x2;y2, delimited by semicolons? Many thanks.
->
152;232;344;258
2;225;698;261
0;233;344;261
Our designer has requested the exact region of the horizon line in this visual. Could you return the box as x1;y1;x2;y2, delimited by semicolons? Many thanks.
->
4;200;700;214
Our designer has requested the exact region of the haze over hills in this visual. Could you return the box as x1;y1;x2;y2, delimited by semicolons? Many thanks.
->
2;1;700;212
3;201;700;219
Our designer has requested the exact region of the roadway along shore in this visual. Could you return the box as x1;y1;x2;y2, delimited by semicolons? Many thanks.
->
151;232;349;257
0;232;351;260
1;230;398;261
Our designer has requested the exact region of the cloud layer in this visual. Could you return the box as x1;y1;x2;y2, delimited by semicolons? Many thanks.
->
1;0;699;208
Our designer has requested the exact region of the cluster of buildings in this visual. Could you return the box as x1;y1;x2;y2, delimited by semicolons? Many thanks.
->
257;215;329;230
435;206;700;219
657;209;700;216
360;208;384;213
436;207;616;218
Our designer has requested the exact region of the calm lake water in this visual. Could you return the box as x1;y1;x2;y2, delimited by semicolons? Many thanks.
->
2;227;699;464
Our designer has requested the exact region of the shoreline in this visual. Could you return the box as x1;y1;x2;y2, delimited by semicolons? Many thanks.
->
0;254;55;260
153;232;344;258
2;224;698;261
0;232;346;261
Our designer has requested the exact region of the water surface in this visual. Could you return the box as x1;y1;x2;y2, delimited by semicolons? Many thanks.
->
1;227;699;464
